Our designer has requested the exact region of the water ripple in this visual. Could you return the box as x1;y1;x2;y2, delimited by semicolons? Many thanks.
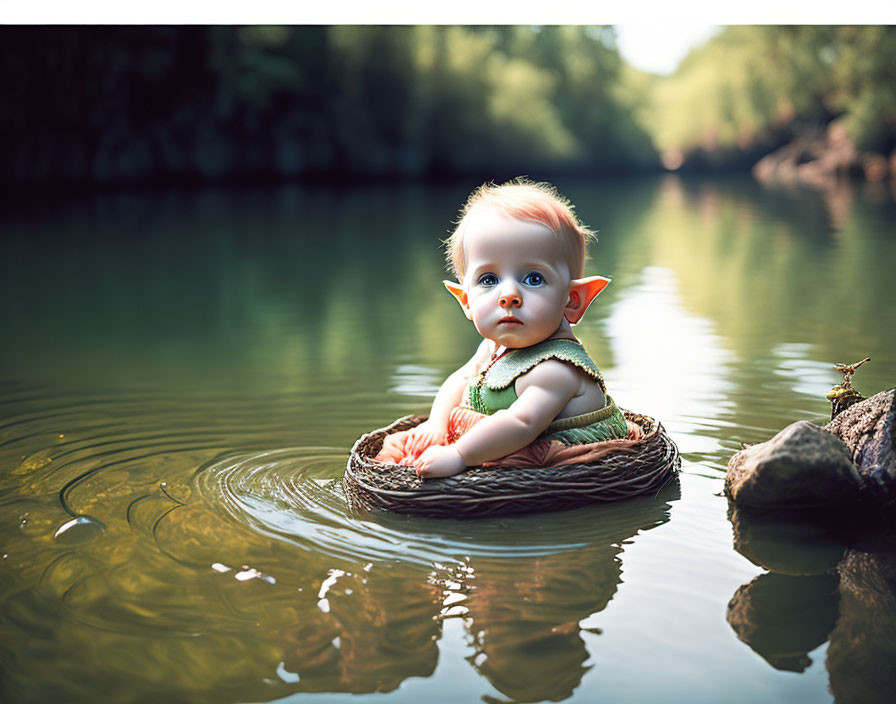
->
194;447;681;569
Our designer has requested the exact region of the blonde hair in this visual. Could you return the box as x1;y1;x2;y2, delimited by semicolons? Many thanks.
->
445;179;596;280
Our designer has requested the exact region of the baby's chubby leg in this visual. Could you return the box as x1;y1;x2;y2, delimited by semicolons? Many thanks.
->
375;429;418;464
375;355;484;464
374;420;448;465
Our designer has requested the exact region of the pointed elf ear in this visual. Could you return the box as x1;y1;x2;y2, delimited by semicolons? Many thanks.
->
443;280;471;318
565;276;610;325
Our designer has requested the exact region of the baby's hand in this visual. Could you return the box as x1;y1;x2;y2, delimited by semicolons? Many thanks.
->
412;444;467;478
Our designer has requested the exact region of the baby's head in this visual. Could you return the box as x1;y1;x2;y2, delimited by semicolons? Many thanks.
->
443;179;609;347
445;179;595;281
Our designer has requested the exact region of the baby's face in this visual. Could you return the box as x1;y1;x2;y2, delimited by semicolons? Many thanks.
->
461;212;572;348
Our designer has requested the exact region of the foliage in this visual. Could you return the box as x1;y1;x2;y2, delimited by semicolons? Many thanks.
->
4;25;894;188
645;26;896;161
0;25;657;188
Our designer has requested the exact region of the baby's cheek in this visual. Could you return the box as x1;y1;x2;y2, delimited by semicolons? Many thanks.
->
469;302;493;334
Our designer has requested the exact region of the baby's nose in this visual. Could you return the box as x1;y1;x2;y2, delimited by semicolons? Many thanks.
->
498;293;522;308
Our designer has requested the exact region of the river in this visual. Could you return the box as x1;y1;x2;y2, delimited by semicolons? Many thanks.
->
1;174;895;703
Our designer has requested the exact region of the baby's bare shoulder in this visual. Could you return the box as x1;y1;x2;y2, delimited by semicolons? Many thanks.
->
516;358;582;394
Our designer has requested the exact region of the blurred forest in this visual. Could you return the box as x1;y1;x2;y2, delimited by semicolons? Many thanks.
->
645;26;896;184
1;25;895;190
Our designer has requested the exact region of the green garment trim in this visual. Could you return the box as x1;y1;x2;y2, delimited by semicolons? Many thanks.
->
544;398;619;432
545;401;629;446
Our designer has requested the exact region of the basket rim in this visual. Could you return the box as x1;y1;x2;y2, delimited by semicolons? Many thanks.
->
345;411;674;490
343;411;680;517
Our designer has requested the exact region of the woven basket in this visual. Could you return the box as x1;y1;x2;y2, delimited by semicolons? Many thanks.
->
344;411;680;518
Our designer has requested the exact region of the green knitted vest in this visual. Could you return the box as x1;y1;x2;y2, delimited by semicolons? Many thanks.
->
461;338;627;444
463;339;606;414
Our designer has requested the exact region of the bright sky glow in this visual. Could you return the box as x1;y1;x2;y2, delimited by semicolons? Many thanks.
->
615;24;722;76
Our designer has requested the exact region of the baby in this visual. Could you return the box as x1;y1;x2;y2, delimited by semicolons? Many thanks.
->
377;179;629;478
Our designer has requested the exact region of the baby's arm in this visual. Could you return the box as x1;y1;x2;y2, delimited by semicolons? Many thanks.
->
412;359;581;477
377;341;490;462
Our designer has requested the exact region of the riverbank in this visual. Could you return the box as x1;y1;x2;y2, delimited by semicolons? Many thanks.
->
753;122;895;188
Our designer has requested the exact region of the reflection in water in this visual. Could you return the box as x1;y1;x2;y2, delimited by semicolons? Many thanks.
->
275;564;441;694
728;506;846;577
627;175;896;446
828;546;896;704
429;487;678;703
605;265;734;459
1;176;894;703
453;555;599;702
727;507;896;701
728;572;840;672
0;376;677;703
197;442;678;699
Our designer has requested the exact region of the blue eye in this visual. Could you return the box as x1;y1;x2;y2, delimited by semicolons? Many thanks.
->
523;272;544;287
478;273;499;287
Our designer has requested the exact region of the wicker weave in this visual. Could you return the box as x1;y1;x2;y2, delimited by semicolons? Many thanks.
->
344;411;680;518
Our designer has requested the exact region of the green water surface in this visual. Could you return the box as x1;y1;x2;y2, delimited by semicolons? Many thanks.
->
1;175;895;704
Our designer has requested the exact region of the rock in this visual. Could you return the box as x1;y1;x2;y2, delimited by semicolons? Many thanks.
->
826;389;896;503
726;421;861;508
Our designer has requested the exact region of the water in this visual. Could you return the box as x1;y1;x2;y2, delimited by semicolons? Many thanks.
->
1;175;895;704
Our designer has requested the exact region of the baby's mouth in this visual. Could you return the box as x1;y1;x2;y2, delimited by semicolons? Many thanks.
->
498;315;523;325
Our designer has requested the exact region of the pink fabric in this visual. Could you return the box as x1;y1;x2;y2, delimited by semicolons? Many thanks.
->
446;406;489;443
481;422;643;468
374;426;441;465
374;406;644;468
